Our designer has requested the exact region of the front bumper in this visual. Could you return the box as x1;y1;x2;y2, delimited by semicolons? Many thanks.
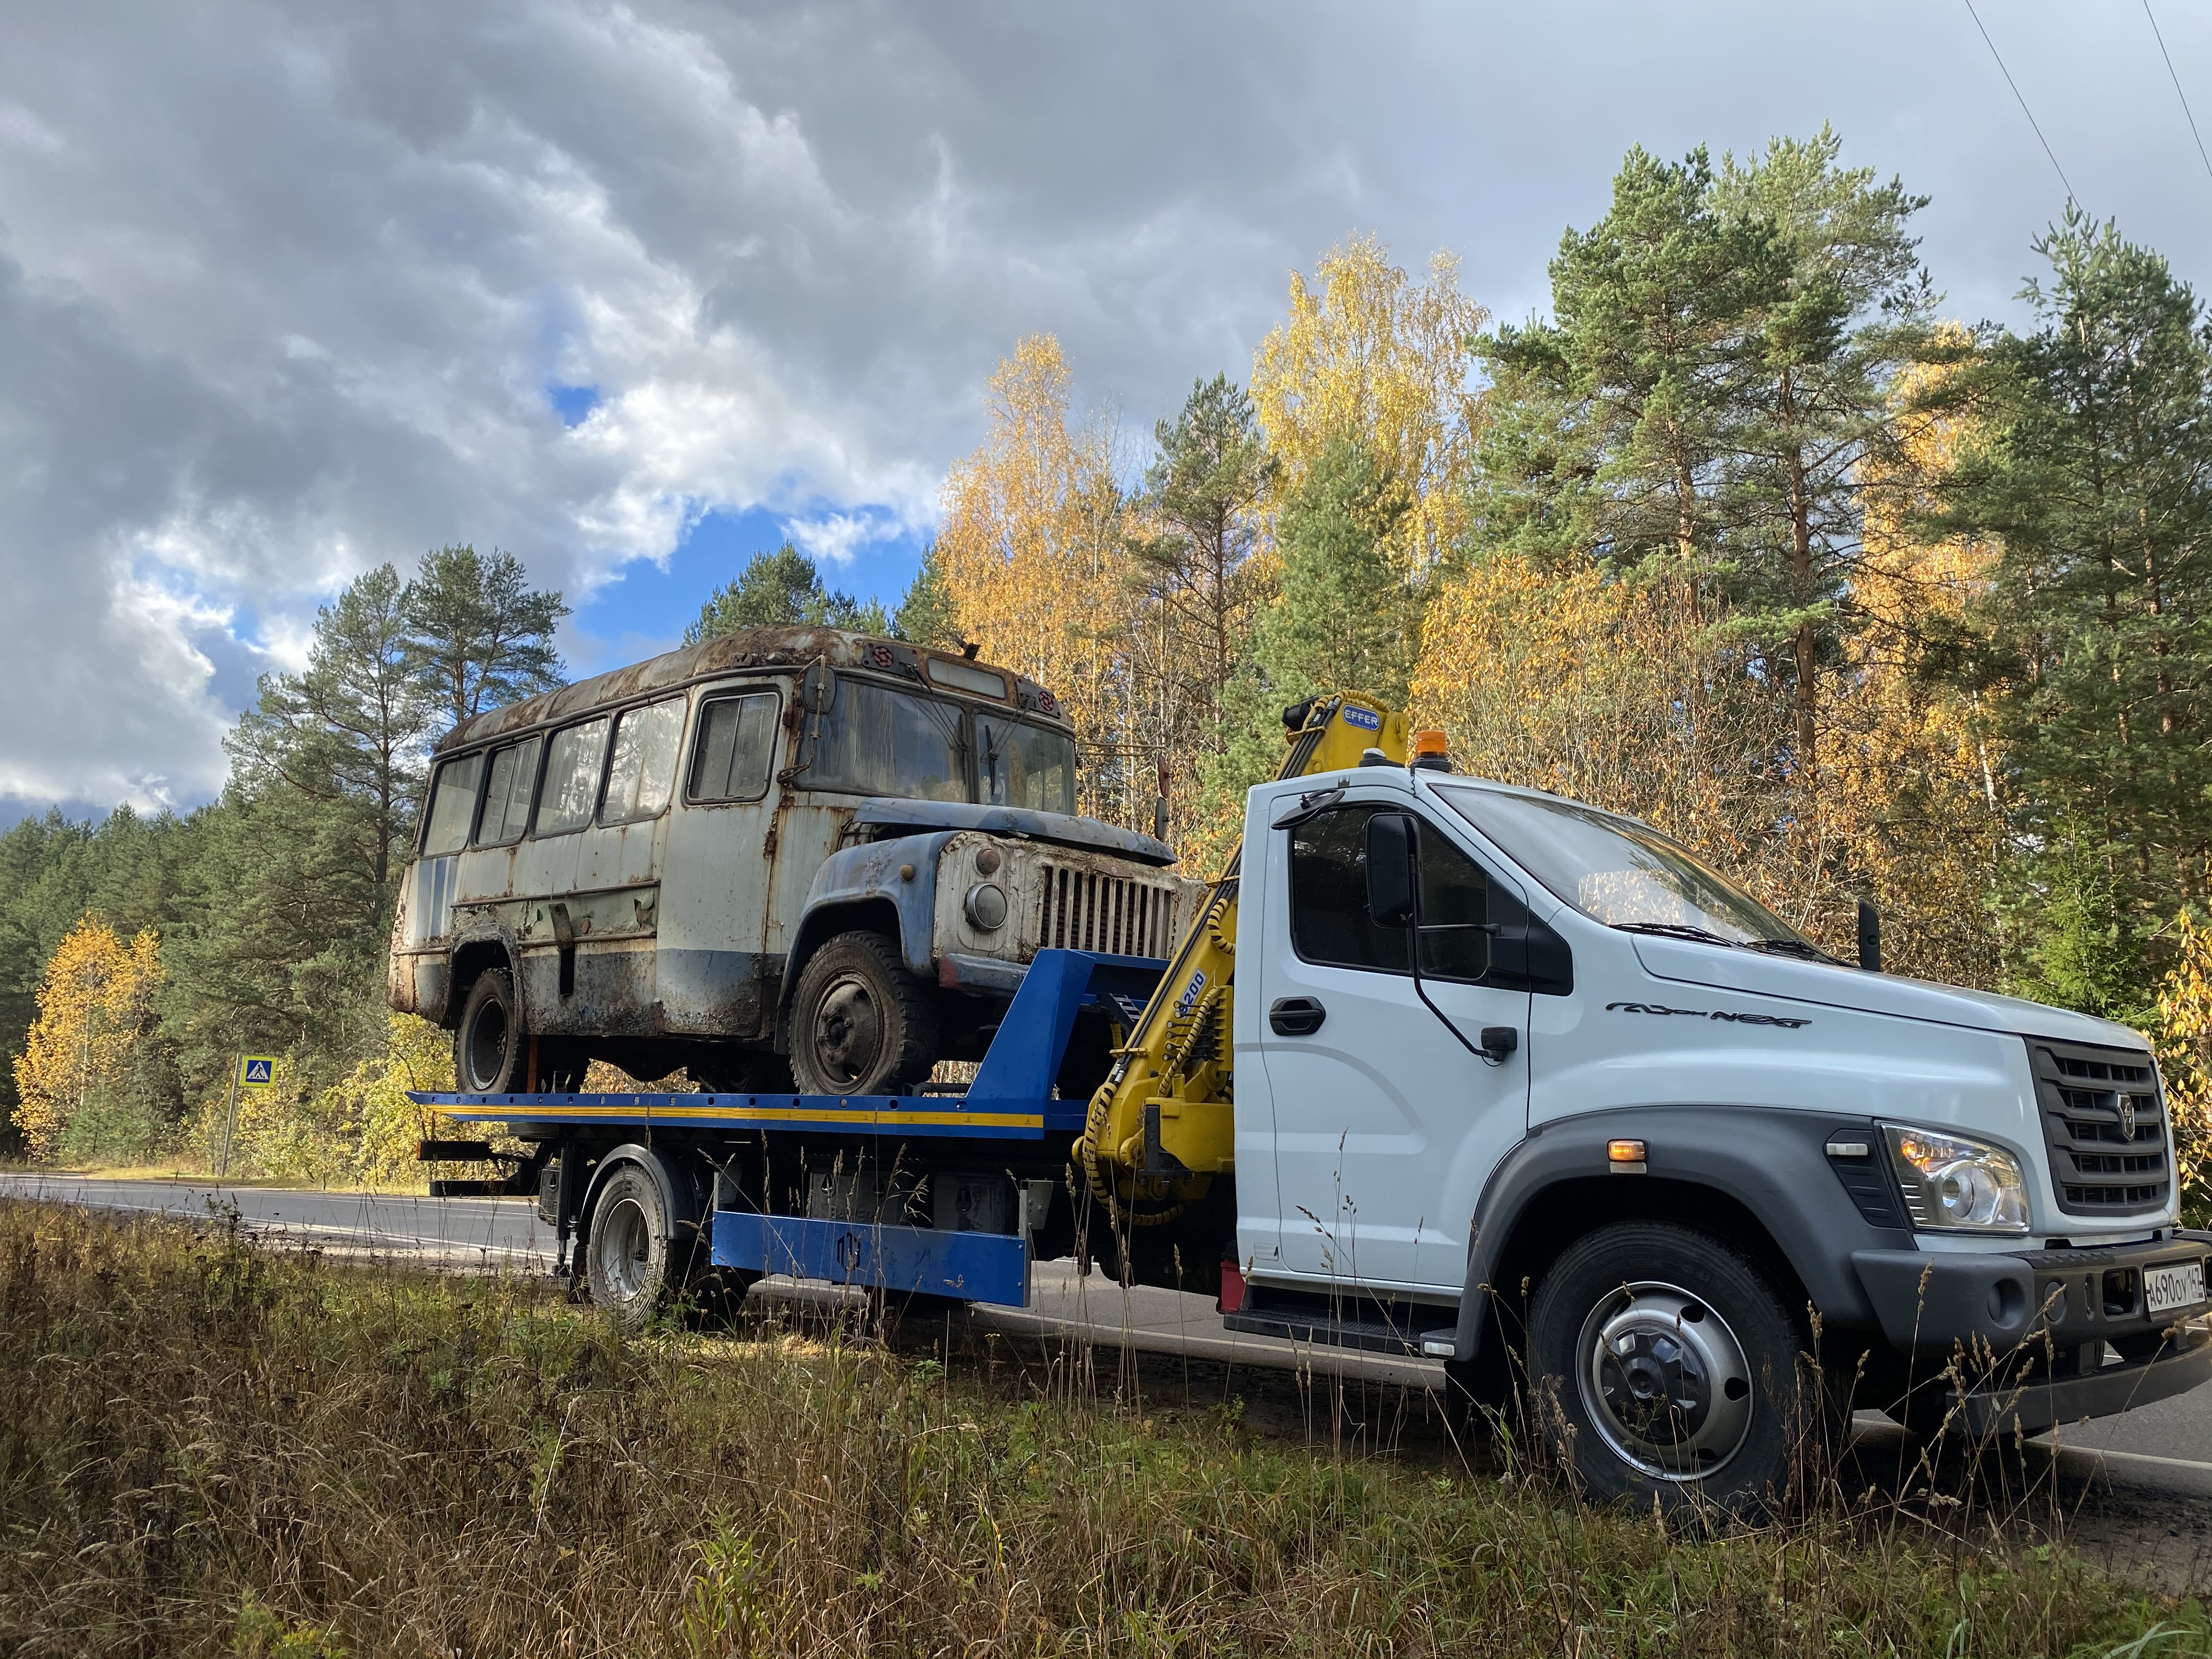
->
1954;1322;2212;1436
1853;1231;2212;1358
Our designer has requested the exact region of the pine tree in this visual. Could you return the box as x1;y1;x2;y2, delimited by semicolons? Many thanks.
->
1939;210;2212;1006
892;544;962;649
687;543;889;643
400;545;568;729
1715;128;1932;782
1474;146;1781;590
232;563;428;905
1130;375;1277;754
1209;438;1417;811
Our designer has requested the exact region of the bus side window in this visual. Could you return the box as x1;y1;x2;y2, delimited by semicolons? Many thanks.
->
687;693;779;803
421;752;485;855
535;717;612;836
602;697;687;825
474;737;542;847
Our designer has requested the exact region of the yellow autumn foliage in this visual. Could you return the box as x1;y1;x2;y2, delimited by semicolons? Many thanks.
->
2157;911;2212;1208
1251;234;1486;571
10;915;163;1161
937;335;1143;823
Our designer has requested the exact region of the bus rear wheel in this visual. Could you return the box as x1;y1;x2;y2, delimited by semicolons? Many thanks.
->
455;968;526;1093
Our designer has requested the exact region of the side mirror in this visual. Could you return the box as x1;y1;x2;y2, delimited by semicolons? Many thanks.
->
802;662;838;715
1857;899;1882;973
1365;812;1417;929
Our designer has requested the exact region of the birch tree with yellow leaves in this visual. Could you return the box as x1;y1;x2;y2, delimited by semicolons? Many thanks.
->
10;915;163;1161
936;335;1144;823
1250;235;1486;572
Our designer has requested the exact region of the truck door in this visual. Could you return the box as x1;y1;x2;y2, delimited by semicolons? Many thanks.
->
1253;800;1531;1294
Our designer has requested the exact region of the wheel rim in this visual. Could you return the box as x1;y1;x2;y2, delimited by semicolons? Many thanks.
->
594;1195;654;1304
810;974;883;1087
1576;1279;1754;1481
464;998;509;1091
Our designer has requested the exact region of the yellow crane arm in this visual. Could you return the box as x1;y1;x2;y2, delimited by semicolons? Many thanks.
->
1078;694;1408;1224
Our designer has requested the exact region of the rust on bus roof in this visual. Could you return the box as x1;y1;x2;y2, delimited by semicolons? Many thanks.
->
435;627;1069;754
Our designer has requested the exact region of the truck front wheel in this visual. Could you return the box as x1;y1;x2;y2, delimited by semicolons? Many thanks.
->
1528;1222;1804;1515
789;932;938;1096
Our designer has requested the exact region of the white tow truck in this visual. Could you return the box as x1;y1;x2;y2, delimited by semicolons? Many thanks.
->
420;696;2212;1512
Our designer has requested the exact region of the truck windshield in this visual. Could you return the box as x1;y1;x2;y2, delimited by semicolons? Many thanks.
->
1435;784;1812;950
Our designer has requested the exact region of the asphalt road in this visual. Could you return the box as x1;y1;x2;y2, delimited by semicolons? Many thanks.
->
7;1172;2210;1496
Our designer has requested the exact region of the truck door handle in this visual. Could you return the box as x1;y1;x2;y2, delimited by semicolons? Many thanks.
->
1269;996;1327;1036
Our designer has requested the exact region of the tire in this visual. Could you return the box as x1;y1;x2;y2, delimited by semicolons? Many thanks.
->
455;968;526;1093
1527;1222;1805;1515
583;1161;676;1329
789;932;938;1096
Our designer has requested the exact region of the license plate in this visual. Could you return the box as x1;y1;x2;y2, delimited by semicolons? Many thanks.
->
2145;1259;2207;1316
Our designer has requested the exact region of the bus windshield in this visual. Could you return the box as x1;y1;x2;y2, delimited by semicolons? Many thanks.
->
803;678;1079;812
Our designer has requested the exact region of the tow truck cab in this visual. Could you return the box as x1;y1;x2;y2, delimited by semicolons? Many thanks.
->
1226;761;2211;1500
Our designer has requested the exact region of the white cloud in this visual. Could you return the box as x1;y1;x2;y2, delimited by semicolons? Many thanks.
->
1;0;2209;813
784;510;899;569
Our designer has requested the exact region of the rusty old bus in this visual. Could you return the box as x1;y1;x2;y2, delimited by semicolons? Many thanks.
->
387;628;1198;1096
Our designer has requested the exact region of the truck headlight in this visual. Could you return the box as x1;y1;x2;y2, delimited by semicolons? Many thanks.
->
964;883;1008;930
1882;1122;2030;1233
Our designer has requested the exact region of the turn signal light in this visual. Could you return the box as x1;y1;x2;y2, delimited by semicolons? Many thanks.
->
1607;1139;1647;1164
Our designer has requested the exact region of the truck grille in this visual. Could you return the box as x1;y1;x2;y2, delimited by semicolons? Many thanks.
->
1036;866;1178;960
2026;1037;2170;1217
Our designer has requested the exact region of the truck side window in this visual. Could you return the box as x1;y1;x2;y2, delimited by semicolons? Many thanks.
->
474;737;542;847
688;693;778;803
602;697;686;824
1289;807;1412;973
421;752;484;855
1289;805;1532;986
535;716;611;836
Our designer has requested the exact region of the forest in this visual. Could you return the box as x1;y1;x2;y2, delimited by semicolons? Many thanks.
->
8;130;2212;1192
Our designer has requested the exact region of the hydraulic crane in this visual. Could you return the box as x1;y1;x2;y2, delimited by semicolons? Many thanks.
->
1077;693;1413;1235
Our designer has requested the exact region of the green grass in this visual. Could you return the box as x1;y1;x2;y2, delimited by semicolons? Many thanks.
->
0;1197;2204;1657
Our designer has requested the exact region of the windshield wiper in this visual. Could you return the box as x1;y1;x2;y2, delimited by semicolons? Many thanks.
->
1609;921;1737;947
1742;938;1842;964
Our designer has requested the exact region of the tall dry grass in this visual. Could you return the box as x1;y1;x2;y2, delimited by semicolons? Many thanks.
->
0;1198;2197;1657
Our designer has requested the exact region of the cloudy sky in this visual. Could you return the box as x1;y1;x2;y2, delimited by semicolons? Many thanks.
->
3;0;2208;821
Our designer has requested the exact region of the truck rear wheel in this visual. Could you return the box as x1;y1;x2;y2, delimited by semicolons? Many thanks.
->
1528;1222;1803;1515
789;932;938;1096
455;968;526;1093
584;1162;676;1329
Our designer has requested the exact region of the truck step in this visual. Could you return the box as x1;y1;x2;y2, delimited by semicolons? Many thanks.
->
1222;1303;1456;1359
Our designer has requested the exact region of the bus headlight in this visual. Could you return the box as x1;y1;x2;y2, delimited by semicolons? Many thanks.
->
1882;1122;2030;1233
964;883;1008;930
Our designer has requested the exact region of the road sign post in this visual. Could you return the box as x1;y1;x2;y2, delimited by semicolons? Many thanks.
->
217;1053;277;1178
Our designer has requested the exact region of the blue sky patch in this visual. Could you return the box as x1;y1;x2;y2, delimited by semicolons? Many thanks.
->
549;383;602;427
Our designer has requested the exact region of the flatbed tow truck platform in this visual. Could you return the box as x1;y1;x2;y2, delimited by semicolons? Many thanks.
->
411;947;1165;1310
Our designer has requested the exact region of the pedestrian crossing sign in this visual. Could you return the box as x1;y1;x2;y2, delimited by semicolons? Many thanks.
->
239;1055;277;1089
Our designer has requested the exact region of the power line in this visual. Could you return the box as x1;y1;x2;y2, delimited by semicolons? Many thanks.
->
2142;0;2212;191
1962;0;2080;207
